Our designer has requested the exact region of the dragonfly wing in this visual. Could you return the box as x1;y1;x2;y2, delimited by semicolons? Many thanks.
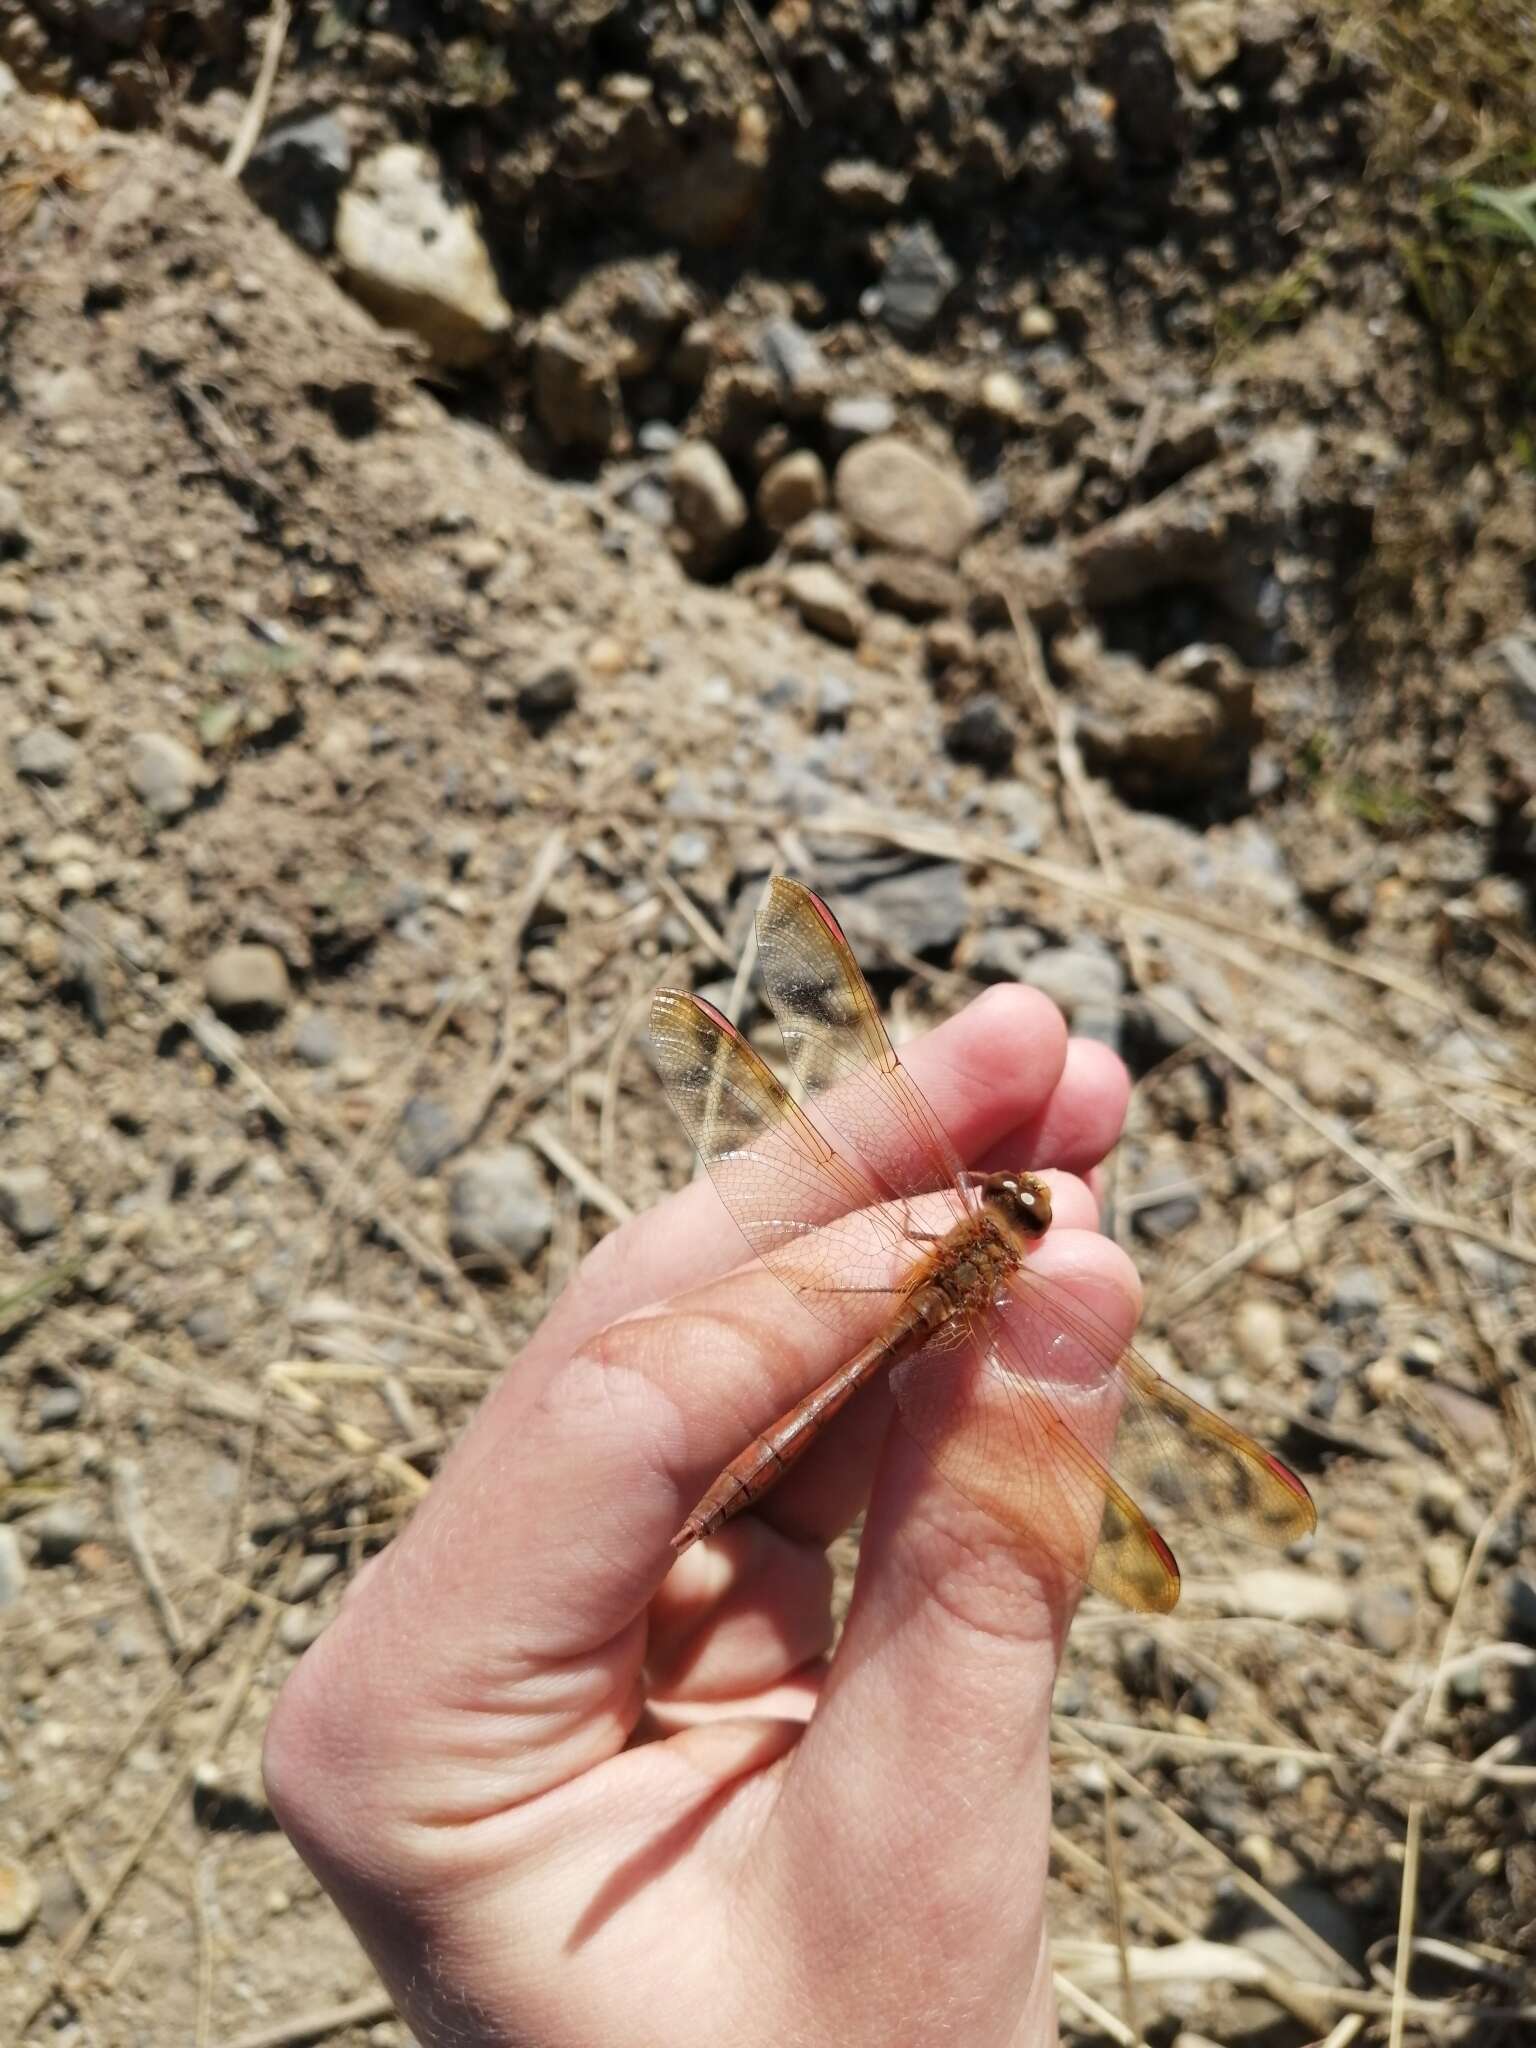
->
650;987;911;1342
891;1329;1182;1615
890;1274;1314;1615
753;875;974;1209
1009;1266;1317;1550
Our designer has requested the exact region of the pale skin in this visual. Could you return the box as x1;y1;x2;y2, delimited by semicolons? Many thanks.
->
262;983;1138;2047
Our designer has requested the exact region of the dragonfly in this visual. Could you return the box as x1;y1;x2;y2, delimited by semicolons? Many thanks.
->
649;875;1315;1613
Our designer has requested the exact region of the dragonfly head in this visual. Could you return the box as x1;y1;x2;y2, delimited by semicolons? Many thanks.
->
976;1170;1052;1247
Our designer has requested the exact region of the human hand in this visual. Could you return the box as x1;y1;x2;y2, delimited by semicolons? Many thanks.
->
262;983;1135;2047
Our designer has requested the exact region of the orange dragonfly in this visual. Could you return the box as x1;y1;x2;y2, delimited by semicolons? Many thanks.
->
650;875;1315;1613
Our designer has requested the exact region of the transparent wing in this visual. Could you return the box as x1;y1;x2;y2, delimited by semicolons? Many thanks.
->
893;1268;1315;1615
649;988;914;1343
753;875;975;1213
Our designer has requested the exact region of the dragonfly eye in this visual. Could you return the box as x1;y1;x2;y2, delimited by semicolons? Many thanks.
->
980;1171;1052;1238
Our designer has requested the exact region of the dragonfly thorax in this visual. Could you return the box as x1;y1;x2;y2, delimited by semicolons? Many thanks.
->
976;1171;1053;1250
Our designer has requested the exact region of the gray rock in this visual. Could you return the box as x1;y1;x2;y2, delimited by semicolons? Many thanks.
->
814;674;855;729
836;435;978;561
1228;1885;1363;2038
34;1385;82;1429
448;1146;555;1265
286;1552;341;1602
292;1010;344;1067
1326;1265;1385;1323
1302;1340;1350;1381
205;944;291;1027
757;318;826;397
757;450;828;534
783;563;865;645
1133;1190;1201;1242
0;1856;40;1939
32;1502;91;1566
11;726;78;786
279;1607;328;1653
966;924;1045;983
335;143;512;368
669;442;748;572
395;1096;461;1177
1351;1583;1416;1655
943;694;1018;771
1026;942;1124;1016
826;393;897;446
127;731;202;820
840;863;969;959
0;1527;27;1610
243;110;352;253
185;1303;231;1353
0;1167;62;1244
874;223;958;342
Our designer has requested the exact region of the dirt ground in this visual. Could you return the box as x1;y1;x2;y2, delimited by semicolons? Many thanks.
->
1;4;1534;2044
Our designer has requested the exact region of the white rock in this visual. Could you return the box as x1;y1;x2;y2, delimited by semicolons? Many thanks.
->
336;144;512;368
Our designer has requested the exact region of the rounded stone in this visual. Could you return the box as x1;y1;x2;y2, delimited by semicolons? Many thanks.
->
205;944;292;1027
835;436;978;560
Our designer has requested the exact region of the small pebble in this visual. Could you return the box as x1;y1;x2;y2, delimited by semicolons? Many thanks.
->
292;1010;344;1067
1326;1266;1385;1323
185;1303;231;1353
205;944;291;1027
127;731;202;820
0;1167;62;1243
1351;1582;1416;1655
448;1145;555;1264
1231;1297;1288;1375
31;1502;92;1566
0;1527;27;1609
34;1384;82;1429
1424;1535;1467;1609
11;727;78;786
0;1856;41;1938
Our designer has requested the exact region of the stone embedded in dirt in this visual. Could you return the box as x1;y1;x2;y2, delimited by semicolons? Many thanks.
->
448;1145;555;1265
838;863;970;960
292;1010;344;1067
836;435;977;560
34;1385;81;1429
825;393;897;447
185;1303;231;1353
335;143;512;368
862;551;964;621
32;1502;91;1566
0;1527;27;1611
286;1552;341;1602
1133;1188;1200;1241
1027;942;1125;1017
515;659;580;731
10;725;78;786
0;1167;62;1244
943;692;1018;771
873;222;958;343
1350;1582;1415;1655
757;449;828;535
1063;84;1120;190
126;730;202;820
204;944;291;1027
0;1856;41;1939
1228;1886;1363;2039
782;563;865;646
242;110;352;254
532;321;622;453
822;158;910;215
1424;1535;1467;1609
0;483;32;556
1171;0;1242;82
395;1096;461;1177
756;318;827;400
962;923;1046;984
1231;1296;1289;1375
1326;1265;1385;1323
668;441;748;573
1507;1570;1536;1643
